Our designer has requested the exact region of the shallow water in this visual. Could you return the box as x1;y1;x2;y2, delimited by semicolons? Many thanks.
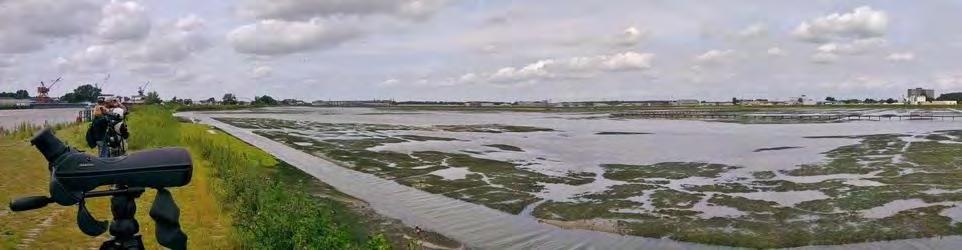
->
0;108;80;130
182;107;962;248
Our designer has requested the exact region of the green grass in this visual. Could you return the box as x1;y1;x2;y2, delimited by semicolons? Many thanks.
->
2;106;395;249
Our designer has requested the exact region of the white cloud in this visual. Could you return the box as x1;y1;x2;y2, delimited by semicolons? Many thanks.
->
615;26;646;46
251;66;273;79
465;51;654;84
238;0;448;21
767;47;785;56
694;49;735;65
228;18;363;55
379;78;400;86
737;23;768;39
793;6;888;43
816;38;887;55
886;52;915;62
97;0;151;42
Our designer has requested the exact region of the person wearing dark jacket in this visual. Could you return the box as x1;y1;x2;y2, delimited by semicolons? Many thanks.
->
86;113;129;157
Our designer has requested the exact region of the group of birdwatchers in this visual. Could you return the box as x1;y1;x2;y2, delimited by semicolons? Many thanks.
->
85;96;129;157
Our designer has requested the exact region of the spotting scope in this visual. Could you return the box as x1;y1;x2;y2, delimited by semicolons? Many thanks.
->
8;129;193;249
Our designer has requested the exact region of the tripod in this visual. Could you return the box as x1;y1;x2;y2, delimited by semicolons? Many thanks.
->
86;187;146;250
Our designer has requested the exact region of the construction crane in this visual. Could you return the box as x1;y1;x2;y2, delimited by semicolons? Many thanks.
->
97;74;110;89
137;81;150;96
36;77;62;103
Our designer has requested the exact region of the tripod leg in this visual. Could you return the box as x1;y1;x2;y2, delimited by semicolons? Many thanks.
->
100;191;145;250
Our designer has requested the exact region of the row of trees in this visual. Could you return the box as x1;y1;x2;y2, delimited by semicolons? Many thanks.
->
937;92;962;102
0;90;29;99
824;97;900;104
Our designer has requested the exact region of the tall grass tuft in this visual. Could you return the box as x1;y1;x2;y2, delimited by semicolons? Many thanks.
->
126;106;181;150
0;121;77;141
148;105;391;249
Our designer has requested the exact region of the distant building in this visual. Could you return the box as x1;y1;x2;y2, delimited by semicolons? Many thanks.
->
514;100;551;107
670;99;700;106
0;97;31;108
465;101;499;107
925;100;958;105
788;95;817;105
907;88;935;104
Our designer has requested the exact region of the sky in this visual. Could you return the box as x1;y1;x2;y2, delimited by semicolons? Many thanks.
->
2;0;962;102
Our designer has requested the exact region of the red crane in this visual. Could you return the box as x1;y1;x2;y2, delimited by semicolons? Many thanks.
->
36;77;61;103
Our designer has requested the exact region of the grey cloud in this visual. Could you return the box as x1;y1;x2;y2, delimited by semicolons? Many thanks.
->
130;15;211;63
0;0;100;53
227;18;363;55
97;1;151;42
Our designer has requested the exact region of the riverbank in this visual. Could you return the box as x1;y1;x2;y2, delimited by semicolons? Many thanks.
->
1;106;445;249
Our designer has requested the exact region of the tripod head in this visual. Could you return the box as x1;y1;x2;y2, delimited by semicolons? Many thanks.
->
9;129;193;249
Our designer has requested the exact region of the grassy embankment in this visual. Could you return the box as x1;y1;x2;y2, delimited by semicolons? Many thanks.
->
1;106;391;249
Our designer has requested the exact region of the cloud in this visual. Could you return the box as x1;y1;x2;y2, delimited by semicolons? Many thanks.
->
614;26;646;46
810;52;839;64
380;78;400;86
886;52;915;62
238;0;448;21
825;75;893;90
251;66;273;79
737;23;768;39
694;49;735;65
54;45;113;72
816;38;886;55
0;0;100;53
97;0;151;42
461;51;654;84
934;72;962;89
767;47;785;56
130;15;211;63
0;27;44;53
228;18;363;55
793;6;888;43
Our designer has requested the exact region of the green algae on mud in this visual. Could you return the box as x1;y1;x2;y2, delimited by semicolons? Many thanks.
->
226;118;594;215
215;116;962;248
483;144;524;152
536;130;962;248
602;162;739;180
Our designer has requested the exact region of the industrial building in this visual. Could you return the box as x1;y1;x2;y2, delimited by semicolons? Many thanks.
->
907;88;935;104
0;97;31;108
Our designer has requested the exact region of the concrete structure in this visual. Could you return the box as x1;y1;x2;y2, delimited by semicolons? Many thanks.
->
0;97;31;108
907;88;935;105
924;100;958;105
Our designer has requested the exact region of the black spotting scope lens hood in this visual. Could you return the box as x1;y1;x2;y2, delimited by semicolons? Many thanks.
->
31;128;68;164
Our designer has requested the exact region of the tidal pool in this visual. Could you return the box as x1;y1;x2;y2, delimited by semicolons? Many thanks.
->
190;107;962;248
